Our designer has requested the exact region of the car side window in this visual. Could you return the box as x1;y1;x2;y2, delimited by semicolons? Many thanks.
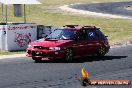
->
87;29;98;40
76;30;87;40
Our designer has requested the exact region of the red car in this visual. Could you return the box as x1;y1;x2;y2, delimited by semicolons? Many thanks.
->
26;25;110;62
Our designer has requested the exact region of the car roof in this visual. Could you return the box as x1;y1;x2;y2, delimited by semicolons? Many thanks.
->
63;25;99;30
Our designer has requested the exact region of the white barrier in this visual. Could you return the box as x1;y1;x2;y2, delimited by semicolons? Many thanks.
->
0;23;37;51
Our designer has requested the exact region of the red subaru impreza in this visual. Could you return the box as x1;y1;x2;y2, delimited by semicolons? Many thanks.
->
26;25;110;62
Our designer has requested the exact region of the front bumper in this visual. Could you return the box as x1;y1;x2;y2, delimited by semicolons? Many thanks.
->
26;48;65;59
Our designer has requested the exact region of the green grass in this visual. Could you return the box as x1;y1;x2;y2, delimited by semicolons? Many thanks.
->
0;0;132;55
0;50;25;55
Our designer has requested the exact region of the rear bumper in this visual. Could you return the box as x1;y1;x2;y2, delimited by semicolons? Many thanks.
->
26;48;65;59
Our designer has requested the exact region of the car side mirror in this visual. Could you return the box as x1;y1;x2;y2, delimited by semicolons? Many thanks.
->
74;36;82;41
74;37;79;41
105;36;108;38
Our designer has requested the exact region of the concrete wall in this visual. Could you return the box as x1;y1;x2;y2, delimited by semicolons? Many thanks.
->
0;23;37;51
0;24;60;51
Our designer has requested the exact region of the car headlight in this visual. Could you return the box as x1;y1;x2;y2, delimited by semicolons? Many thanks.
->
49;47;61;50
28;45;33;48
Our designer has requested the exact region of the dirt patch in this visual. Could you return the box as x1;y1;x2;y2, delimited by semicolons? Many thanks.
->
111;39;132;48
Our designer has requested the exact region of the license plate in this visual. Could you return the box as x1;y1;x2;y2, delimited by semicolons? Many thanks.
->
42;58;49;60
35;51;43;55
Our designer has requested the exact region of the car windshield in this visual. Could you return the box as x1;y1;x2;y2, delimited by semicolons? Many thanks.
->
46;29;77;40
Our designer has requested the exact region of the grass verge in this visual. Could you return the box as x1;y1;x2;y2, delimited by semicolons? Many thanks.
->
0;50;25;56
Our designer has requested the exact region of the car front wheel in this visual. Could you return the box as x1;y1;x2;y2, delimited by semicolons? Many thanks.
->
65;48;73;62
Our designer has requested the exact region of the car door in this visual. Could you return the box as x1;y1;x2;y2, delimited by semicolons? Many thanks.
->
72;30;88;57
86;29;100;55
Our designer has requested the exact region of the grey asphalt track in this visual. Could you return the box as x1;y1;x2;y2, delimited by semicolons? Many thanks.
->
69;1;132;17
0;45;132;88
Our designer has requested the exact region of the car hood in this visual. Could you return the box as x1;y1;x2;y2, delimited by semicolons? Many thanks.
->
30;39;73;47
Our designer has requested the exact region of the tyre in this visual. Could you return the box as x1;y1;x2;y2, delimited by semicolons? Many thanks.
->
65;48;73;62
32;57;42;63
97;46;106;56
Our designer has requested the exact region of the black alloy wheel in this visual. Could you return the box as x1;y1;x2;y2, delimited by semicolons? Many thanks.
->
65;48;73;62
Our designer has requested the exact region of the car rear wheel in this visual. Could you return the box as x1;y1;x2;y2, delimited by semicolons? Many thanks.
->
97;46;106;56
65;48;73;62
32;57;42;63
